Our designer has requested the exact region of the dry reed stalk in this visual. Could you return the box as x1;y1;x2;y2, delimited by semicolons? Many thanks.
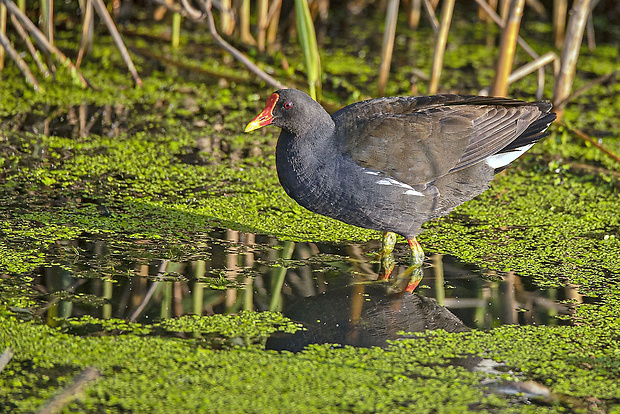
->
525;0;546;17
10;14;50;76
475;0;537;58
552;0;592;112
257;0;268;51
129;46;252;83
553;0;567;48
432;253;445;304
220;0;233;35
0;30;41;89
422;0;439;32
1;0;87;87
179;0;199;17
129;260;167;322
76;0;93;68
560;122;620;164
561;70;618;107
536;66;545;99
266;0;283;50
428;0;455;94
490;0;525;97
480;51;558;96
478;0;497;22
586;0;601;50
151;0;187;16
37;368;102;414
316;0;329;30
91;0;143;86
0;4;5;70
40;0;53;44
187;0;286;89
586;6;595;50
499;0;509;21
153;3;167;19
475;0;547;98
407;0;421;28
225;230;239;310
377;0;399;96
240;0;256;45
0;348;13;373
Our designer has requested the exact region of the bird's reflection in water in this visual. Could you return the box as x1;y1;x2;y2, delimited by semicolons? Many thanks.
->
31;230;575;342
267;265;560;405
267;277;468;352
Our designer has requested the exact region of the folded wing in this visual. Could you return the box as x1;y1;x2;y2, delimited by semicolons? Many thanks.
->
333;95;554;185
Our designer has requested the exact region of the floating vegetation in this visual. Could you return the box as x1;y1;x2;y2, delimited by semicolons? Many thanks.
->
0;2;619;412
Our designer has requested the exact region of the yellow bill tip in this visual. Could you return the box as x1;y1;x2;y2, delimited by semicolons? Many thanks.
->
244;120;263;133
244;92;279;133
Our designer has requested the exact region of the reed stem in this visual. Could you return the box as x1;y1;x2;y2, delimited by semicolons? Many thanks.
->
428;0;455;94
553;0;591;112
490;0;525;97
377;0;399;96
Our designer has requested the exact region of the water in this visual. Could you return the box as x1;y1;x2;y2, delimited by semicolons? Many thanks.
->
13;228;579;351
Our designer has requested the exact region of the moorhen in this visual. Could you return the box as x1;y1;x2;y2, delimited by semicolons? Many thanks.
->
246;89;555;283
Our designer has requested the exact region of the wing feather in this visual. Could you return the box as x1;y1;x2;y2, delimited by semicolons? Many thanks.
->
333;95;552;184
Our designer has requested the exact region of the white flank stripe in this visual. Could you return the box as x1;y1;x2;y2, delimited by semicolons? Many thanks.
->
376;177;414;190
485;144;534;169
375;177;424;196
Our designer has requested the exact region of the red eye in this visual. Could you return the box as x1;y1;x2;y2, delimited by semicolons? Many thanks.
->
284;101;293;110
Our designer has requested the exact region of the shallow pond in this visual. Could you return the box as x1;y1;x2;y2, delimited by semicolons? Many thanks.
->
15;229;581;348
1;13;619;413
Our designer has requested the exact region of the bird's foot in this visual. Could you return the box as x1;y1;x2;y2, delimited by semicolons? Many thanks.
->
378;231;397;280
398;237;424;293
407;237;425;267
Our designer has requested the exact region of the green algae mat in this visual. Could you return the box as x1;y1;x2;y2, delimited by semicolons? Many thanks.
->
1;18;620;413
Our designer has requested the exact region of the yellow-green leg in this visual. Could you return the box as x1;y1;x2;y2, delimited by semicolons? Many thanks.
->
378;231;397;280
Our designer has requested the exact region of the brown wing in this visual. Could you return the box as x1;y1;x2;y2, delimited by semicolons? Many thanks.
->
333;95;548;185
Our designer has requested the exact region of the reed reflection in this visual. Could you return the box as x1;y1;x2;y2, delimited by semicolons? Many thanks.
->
33;228;577;347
